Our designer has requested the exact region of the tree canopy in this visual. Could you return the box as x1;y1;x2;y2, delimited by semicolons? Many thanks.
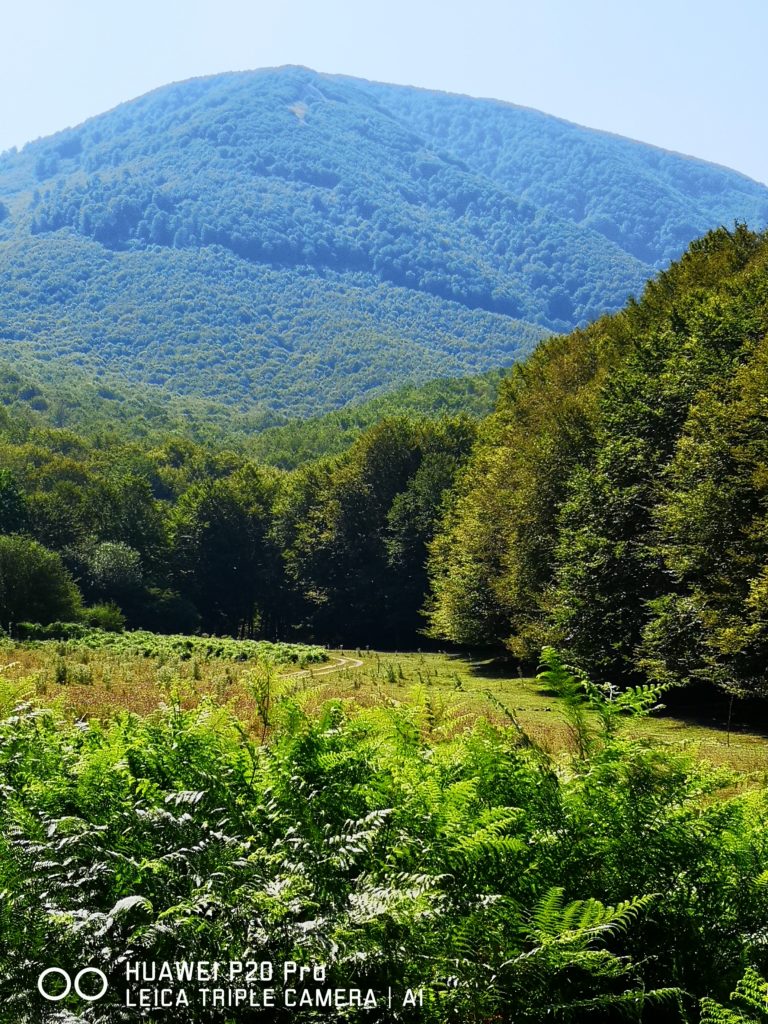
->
428;225;768;698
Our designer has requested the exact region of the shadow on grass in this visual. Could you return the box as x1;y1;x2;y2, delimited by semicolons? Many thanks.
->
445;651;528;680
448;650;768;741
656;687;768;741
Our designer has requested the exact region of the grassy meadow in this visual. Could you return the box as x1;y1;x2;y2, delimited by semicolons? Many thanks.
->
2;636;766;775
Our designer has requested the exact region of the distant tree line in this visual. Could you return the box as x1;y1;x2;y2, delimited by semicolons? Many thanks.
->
0;415;473;647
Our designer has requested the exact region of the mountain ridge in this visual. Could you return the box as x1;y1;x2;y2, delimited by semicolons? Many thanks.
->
0;66;766;417
8;65;765;189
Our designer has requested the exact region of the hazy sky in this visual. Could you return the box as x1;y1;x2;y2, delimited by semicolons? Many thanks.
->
1;0;766;183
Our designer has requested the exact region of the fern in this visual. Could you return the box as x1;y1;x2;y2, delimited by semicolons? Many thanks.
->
701;967;768;1022
0;681;764;1022
524;887;657;945
538;646;678;756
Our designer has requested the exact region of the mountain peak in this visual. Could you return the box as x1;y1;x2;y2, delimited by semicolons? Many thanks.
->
0;71;766;416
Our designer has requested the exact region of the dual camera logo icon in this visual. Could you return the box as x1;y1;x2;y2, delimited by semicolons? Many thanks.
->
38;967;108;1002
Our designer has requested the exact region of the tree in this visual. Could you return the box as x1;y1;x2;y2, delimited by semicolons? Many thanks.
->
169;465;278;635
0;470;28;534
283;418;473;645
0;535;82;626
643;333;768;696
427;326;608;656
73;540;143;607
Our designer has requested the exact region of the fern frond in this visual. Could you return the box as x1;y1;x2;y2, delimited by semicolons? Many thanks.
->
733;966;768;1017
700;996;753;1023
530;886;567;938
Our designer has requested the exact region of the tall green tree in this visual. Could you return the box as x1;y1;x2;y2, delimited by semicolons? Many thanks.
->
0;469;27;534
427;326;611;655
428;225;768;691
285;417;474;645
643;333;768;695
169;465;278;635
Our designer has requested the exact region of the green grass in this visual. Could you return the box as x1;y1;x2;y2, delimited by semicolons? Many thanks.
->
2;639;766;774
316;650;768;775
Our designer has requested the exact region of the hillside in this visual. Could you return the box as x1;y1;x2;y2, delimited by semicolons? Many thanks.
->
0;351;501;462
246;368;503;467
0;66;766;415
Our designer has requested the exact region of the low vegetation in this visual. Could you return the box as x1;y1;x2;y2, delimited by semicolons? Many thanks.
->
19;628;327;665
1;643;768;1021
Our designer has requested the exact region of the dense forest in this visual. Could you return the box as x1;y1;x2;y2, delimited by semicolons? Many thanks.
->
428;224;768;700
5;224;768;710
0;67;766;416
0;240;539;415
0;406;476;645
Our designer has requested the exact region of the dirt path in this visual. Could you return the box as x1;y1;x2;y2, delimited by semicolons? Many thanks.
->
284;653;364;680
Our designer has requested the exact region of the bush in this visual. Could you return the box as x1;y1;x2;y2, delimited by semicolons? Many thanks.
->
84;601;126;632
15;620;89;641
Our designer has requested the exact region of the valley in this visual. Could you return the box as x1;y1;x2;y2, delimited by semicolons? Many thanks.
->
2;68;768;1022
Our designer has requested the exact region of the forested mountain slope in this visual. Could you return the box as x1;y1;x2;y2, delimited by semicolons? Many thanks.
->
1;66;766;415
0;352;501;462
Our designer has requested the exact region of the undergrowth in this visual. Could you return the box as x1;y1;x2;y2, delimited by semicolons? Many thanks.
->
0;655;766;1021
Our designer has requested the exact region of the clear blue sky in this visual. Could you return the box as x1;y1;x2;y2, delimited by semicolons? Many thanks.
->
2;0;766;183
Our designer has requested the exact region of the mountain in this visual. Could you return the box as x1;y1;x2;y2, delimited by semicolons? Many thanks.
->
1;66;766;417
0;350;501;463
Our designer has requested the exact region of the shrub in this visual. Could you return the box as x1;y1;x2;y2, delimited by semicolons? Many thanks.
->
15;620;88;641
84;601;126;632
